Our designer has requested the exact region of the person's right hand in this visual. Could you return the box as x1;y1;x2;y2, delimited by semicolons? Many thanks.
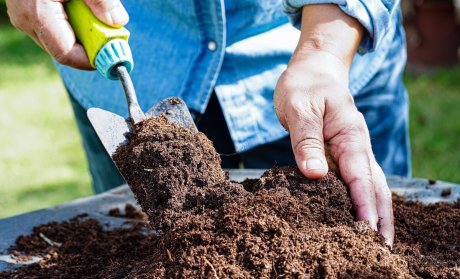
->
6;0;129;69
274;4;394;247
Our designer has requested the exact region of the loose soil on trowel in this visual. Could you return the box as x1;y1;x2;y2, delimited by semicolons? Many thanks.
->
1;116;459;278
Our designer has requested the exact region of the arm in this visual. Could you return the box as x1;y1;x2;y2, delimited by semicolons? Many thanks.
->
274;4;394;245
283;0;399;53
6;0;129;69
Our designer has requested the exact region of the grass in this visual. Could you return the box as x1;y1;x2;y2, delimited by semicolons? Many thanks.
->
1;20;460;218
406;67;460;182
0;23;92;218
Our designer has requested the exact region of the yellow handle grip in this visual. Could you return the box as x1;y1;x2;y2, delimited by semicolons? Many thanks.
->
65;0;130;68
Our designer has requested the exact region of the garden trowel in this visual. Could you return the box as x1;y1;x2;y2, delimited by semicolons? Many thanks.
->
66;0;197;159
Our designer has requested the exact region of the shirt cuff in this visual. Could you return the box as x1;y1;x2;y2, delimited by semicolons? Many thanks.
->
282;0;396;53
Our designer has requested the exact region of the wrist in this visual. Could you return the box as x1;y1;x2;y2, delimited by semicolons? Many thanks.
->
298;4;364;68
288;48;350;87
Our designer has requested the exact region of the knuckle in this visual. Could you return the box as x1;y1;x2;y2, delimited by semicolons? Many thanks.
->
35;22;46;36
340;111;368;137
292;112;323;140
294;137;323;155
347;171;370;189
288;99;321;121
13;3;41;30
54;51;71;65
87;0;111;10
26;1;41;22
288;100;306;119
302;115;323;134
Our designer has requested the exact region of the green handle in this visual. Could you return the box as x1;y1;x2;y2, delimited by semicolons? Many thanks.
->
65;0;130;68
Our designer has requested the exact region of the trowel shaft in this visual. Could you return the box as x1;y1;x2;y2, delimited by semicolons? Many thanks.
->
114;65;146;124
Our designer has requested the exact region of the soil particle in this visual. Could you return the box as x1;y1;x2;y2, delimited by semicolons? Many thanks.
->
108;203;148;221
2;116;459;278
441;188;452;197
428;179;437;185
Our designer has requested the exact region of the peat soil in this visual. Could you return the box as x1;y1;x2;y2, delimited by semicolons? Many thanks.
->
1;116;459;278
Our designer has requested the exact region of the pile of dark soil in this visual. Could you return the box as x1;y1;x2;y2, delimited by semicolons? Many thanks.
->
2;117;459;278
112;115;227;230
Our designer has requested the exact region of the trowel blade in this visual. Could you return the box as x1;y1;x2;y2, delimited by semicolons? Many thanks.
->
145;97;197;132
0;254;42;265
87;98;197;158
87;108;131;157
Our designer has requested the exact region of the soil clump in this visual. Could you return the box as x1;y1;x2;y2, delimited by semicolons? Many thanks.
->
1;116;459;278
112;116;227;230
108;203;148;221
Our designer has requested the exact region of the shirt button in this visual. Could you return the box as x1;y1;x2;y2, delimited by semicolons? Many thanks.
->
207;40;217;52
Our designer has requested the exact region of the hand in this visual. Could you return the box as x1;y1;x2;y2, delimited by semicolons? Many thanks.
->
274;4;394;246
6;0;129;69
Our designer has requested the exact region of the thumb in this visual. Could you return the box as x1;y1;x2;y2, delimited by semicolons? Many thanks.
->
83;0;129;27
287;102;328;179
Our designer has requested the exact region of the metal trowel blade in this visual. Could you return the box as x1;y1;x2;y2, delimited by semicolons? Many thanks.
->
0;254;43;265
87;108;131;157
145;97;197;132
87;97;197;158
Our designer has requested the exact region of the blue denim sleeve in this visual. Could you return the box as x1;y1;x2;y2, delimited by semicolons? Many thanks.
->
282;0;399;53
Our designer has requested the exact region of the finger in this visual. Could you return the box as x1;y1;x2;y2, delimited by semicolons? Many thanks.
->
6;4;44;50
84;0;129;27
371;160;394;247
29;30;46;51
286;93;328;179
332;135;379;231
36;2;92;69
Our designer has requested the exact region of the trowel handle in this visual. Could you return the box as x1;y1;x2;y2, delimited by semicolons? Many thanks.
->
65;0;134;79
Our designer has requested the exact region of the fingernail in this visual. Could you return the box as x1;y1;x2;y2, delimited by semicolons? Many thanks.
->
110;6;129;25
305;158;325;171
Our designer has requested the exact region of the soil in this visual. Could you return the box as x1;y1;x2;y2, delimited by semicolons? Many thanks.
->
393;196;460;278
108;203;148;221
441;188;452;197
1;116;459;278
112;115;227;230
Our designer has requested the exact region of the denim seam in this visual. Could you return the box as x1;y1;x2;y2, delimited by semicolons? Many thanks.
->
349;36;389;94
216;65;289;152
182;0;227;113
196;0;227;107
181;0;210;107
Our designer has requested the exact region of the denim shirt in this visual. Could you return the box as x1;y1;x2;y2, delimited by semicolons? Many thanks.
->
56;0;404;153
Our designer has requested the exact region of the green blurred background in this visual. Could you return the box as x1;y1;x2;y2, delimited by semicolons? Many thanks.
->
0;7;91;218
1;5;460;218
